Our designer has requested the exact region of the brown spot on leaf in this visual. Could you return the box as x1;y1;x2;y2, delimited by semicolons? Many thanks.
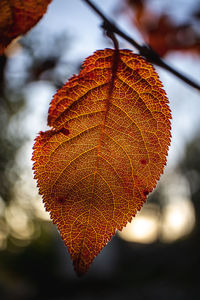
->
57;197;65;204
143;190;149;196
59;128;70;136
140;159;147;165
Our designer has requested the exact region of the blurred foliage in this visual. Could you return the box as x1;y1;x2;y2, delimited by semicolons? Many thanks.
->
122;0;200;56
0;29;72;204
0;54;25;204
19;30;73;87
180;133;200;231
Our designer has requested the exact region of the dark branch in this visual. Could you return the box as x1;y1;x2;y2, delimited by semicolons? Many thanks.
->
83;0;200;92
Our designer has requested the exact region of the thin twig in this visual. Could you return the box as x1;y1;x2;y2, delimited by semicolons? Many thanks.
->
83;0;200;92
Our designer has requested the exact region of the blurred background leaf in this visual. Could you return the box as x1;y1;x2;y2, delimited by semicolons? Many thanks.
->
121;0;200;56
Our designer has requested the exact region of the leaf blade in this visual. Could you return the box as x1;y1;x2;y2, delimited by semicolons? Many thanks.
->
33;49;171;275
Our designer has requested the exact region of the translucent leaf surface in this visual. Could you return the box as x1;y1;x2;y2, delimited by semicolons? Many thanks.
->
33;49;171;275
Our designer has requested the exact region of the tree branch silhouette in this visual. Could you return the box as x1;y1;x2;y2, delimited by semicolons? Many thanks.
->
83;0;200;92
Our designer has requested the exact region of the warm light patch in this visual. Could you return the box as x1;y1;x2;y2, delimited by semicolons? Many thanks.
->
5;204;34;240
118;205;159;243
119;196;195;244
161;197;195;242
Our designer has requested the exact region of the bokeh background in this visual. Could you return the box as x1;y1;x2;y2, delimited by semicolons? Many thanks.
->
0;0;200;299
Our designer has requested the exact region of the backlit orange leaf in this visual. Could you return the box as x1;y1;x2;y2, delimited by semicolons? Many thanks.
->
32;49;171;275
0;0;52;55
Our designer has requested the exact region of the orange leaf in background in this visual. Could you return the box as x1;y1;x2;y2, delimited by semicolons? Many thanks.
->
32;49;171;275
124;0;200;56
0;0;52;55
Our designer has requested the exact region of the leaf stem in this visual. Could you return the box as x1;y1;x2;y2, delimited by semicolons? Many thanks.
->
83;0;200;92
103;22;119;52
